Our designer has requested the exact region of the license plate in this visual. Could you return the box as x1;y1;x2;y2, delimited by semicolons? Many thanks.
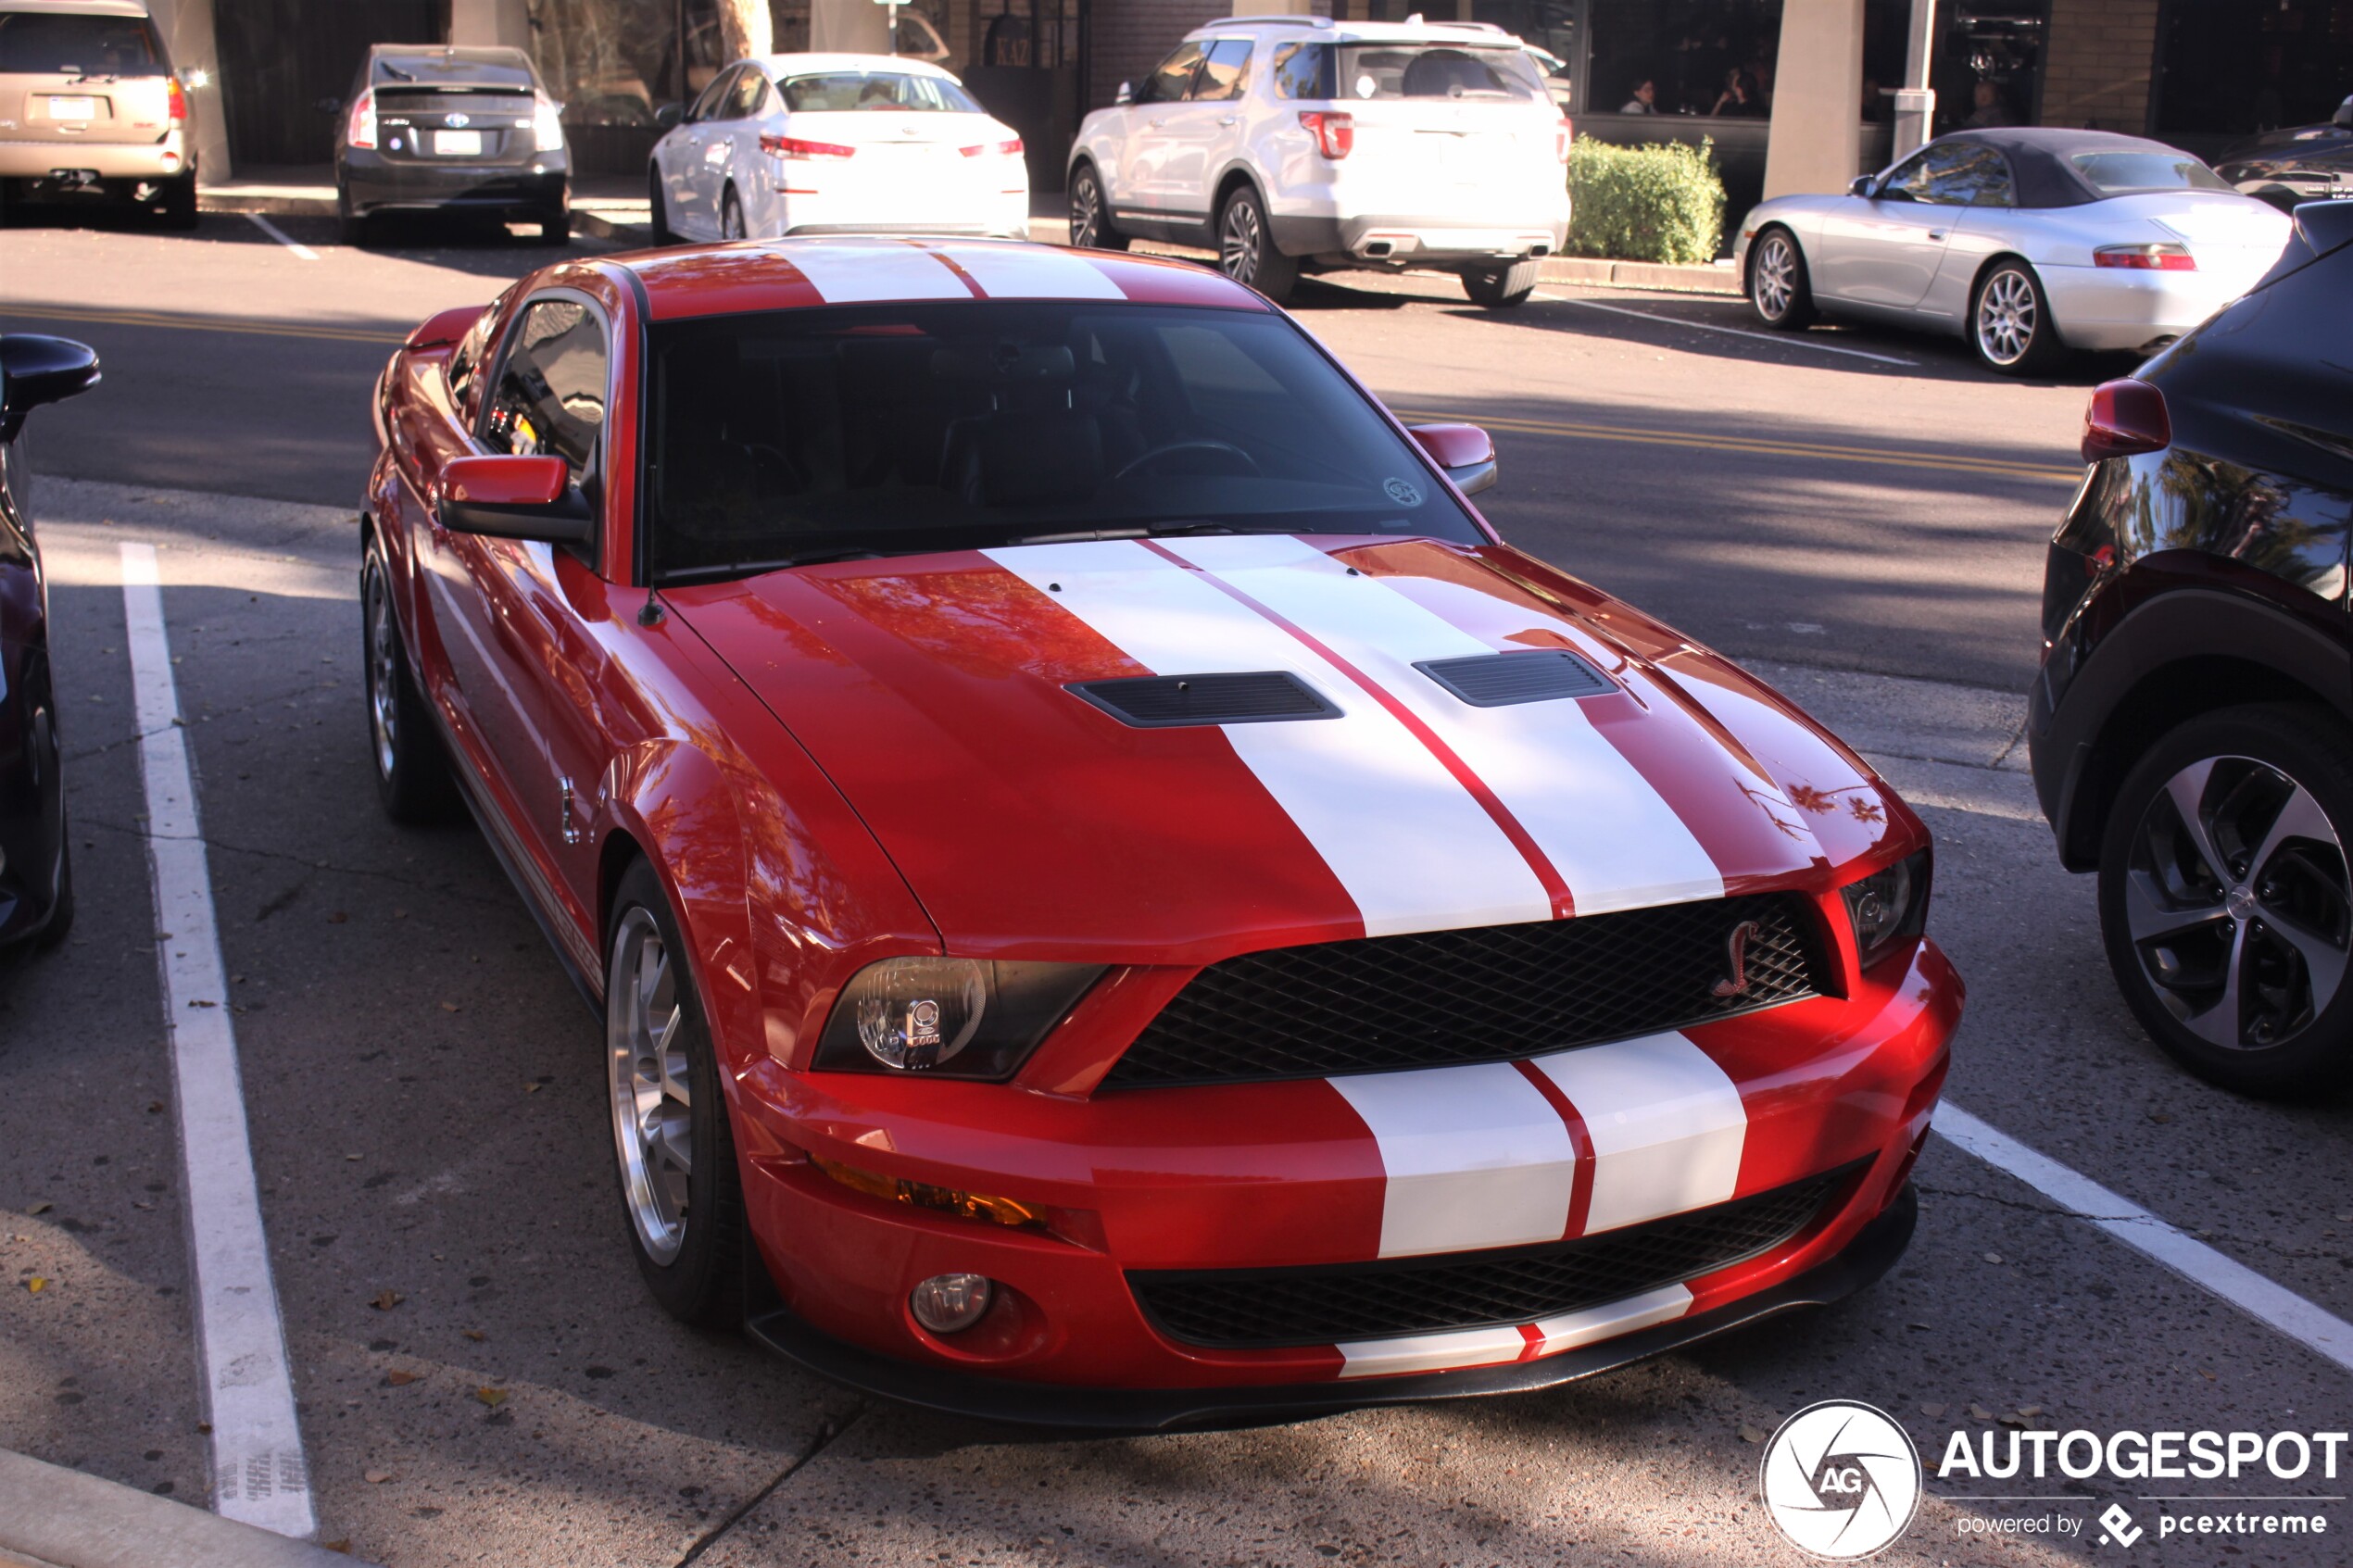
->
48;95;94;120
432;130;483;157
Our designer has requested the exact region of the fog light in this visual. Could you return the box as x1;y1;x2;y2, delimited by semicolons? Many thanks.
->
910;1273;993;1334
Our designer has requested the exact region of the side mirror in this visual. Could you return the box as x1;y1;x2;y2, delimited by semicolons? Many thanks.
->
406;303;485;351
1848;174;1878;198
1407;422;1496;497
1115;80;1134;106
654;101;685;130
2335;95;2353;130
0;334;100;442
435;455;595;545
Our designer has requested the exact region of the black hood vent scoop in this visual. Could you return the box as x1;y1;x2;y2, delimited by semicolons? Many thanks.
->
1416;649;1616;707
1067;671;1341;728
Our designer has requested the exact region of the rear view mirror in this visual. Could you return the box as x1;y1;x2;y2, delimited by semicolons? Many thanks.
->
435;455;595;545
1115;81;1134;106
1406;422;1496;496
0;334;100;442
655;102;685;130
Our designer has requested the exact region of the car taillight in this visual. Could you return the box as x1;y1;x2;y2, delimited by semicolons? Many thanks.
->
166;75;187;124
1554;116;1572;163
533;93;564;151
960;137;1023;157
2081;378;2171;463
2094;243;2196;270
761;134;856;160
1299;110;1353;159
346;88;377;151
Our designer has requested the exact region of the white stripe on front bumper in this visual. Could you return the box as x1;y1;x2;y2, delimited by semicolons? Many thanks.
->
1330;1062;1578;1258
1530;1033;1747;1234
1333;1284;1694;1379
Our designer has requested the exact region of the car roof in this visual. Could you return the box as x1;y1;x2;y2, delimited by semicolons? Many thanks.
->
0;0;155;16
1186;16;1532;48
1935;127;2217;207
751;51;959;80
611;237;1269;322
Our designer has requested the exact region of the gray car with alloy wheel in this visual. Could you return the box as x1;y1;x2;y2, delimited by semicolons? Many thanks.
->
1734;129;2288;375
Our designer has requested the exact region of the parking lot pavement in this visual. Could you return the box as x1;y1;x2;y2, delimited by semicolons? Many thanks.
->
2;471;2347;1566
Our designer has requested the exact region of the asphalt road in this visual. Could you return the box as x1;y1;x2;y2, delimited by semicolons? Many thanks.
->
3;211;2348;1568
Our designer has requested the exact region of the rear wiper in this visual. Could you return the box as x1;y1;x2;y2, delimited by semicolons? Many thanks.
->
380;63;417;82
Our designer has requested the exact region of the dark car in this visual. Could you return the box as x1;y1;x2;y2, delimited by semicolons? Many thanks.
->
0;334;98;951
2214;96;2353;212
332;44;569;245
2028;199;2353;1096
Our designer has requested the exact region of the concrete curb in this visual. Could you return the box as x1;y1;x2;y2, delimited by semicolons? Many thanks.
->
1538;256;1741;295
0;1449;368;1568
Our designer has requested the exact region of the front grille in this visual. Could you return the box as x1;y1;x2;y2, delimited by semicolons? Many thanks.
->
1101;893;1827;1090
1129;1164;1858;1350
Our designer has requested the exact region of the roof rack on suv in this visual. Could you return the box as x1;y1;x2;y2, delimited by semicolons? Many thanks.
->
1200;14;1333;26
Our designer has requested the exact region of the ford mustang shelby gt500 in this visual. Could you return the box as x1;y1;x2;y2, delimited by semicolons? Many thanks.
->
364;237;1961;1425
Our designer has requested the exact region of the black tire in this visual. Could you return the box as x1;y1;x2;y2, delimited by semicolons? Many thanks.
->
33;837;72;951
1747;225;1816;330
1462;258;1539;308
1969;258;2062;376
1068;162;1127;251
1216;183;1296;305
647;168;675;245
2096;702;2353;1097
538;207;571;245
156;172;197;231
720;186;746;241
605;858;744;1327
336;188;371;248
360;543;459;824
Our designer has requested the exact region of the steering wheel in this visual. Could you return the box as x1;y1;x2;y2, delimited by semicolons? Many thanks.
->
1113;439;1262;483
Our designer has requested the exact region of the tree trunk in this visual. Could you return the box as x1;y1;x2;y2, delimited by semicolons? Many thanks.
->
716;0;773;60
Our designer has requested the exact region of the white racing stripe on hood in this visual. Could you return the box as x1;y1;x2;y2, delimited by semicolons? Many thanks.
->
1159;534;1725;915
983;540;1553;935
1329;1062;1578;1258
948;245;1128;299
1530;1033;1747;1235
786;244;973;302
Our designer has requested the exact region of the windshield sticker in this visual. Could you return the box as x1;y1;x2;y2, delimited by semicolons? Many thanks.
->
1383;477;1423;506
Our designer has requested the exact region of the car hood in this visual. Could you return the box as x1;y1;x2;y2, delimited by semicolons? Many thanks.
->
669;533;1911;960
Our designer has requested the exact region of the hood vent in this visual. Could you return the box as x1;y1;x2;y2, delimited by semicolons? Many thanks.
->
1416;649;1616;708
1067;671;1341;728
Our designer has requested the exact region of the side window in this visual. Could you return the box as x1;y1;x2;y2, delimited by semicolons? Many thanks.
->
726;69;768;119
1270;42;1330;100
1880;149;1939;202
1138;42;1204;105
483;299;609;485
688;69;736;122
1192;39;1252;101
1928;144;2015;207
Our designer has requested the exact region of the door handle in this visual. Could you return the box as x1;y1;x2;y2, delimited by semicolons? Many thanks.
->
1148;118;1166;129
1928;229;1947;240
1216;116;1238;126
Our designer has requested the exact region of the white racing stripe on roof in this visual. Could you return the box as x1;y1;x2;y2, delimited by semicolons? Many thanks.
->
1159;533;1725;915
786;244;972;303
983;539;1552;936
1530;1033;1747;1235
1329;1062;1578;1258
948;245;1128;300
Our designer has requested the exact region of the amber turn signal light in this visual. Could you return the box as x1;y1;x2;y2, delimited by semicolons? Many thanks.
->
812;1154;1045;1231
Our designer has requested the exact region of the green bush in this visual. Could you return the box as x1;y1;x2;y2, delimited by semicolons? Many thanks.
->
1565;137;1727;266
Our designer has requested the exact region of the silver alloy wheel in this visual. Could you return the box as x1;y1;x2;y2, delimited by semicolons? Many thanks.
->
608;907;693;1264
2124;754;2352;1050
365;562;398;782
1753;233;1796;320
1975;268;2039;366
1220;197;1262;285
1071;171;1103;248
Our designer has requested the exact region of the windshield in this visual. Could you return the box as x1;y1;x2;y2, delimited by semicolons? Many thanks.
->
645;302;1482;583
2071;151;2230;194
1335;44;1546;102
0;12;165;76
779;71;980;112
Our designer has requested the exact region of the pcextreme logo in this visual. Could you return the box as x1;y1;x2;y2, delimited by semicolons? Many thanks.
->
1759;1400;1924;1559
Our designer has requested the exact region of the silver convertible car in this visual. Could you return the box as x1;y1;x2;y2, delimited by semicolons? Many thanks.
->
1734;129;2290;374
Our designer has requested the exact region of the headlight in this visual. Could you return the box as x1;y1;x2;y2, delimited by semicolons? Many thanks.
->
813;958;1105;1078
1841;848;1931;970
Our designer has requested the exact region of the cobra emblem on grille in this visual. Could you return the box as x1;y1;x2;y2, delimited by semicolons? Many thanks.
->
1711;920;1765;998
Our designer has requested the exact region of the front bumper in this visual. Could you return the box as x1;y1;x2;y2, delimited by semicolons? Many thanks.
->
341;149;567;217
724;935;1957;1409
2040;263;2264;353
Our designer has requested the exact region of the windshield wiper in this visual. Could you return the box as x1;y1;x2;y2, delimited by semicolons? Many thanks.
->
660;546;884;583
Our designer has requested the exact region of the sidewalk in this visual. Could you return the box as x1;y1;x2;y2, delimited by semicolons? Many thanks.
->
196;168;1741;294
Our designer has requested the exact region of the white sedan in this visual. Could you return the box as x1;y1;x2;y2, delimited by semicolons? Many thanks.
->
648;53;1029;243
1734;129;2290;374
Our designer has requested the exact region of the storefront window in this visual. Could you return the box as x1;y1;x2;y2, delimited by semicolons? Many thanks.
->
2158;0;2353;137
524;0;735;127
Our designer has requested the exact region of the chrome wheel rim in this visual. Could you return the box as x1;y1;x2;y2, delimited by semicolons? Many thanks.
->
608;908;693;1263
1220;199;1261;284
364;563;397;781
2124;754;2351;1051
1975;269;2038;365
1754;234;1795;320
722;195;745;240
1071;174;1101;247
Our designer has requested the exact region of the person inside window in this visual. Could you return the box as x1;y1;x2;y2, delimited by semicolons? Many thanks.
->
1965;80;2013;129
1713;68;1763;117
1621;77;1657;113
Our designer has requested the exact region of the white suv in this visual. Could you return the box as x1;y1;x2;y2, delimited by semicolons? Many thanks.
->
1067;16;1571;307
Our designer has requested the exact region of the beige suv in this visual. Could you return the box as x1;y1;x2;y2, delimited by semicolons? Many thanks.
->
0;0;195;227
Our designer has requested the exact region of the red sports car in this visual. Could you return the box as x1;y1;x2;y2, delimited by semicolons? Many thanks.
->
364;238;1961;1426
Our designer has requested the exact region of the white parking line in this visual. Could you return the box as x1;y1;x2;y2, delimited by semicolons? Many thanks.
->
1936;1102;2353;1375
120;543;316;1538
1541;295;1919;367
245;213;320;262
